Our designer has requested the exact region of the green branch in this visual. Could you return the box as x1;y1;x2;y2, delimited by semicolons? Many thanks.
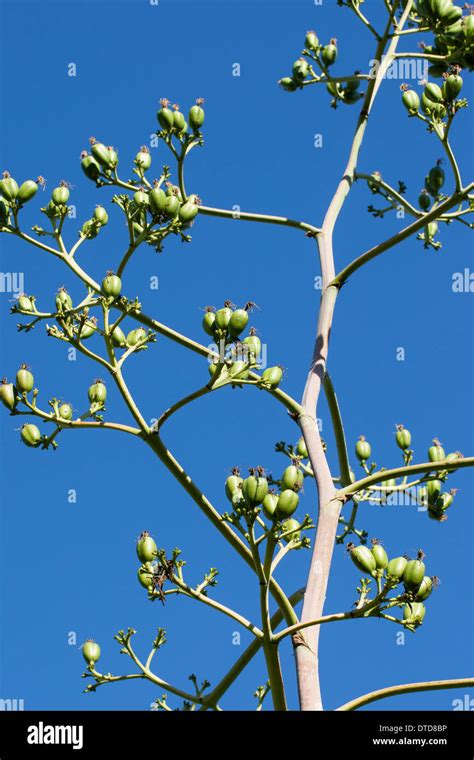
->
337;677;474;711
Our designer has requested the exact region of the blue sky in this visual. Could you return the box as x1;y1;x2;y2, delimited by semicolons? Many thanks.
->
0;0;472;711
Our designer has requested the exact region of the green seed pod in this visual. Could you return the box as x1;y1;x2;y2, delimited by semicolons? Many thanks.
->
439;4;462;24
444;72;463;100
225;473;243;501
424;82;444;103
165;184;183;200
242;474;268;507
172;106;186;131
136;531;158;563
418;190;431;210
428;439;445;461
276;489;299;517
55;288;73;311
0;199;10;225
90;140;114;168
228;308;249;337
292;58;309;81
16;364;34;393
387;556;408;581
261;366;283;388
111;326;127;348
0;380;18;411
52;184;70;206
355;436;371;462
214;306;233;331
149;187;167;214
157;99;175;131
436;491;454;510
348;544;377;575
179;200;199;223
78;319;97;340
17;179;39;204
426;220;438;240
21;423;41;447
137;564;155;590
127;327;147;346
81;219;98;238
297;437;308;458
281;518;301;544
135;146;152;170
401;88;420;112
82;639;101;665
428;164;445;191
58;402;73;420
88;380;107;404
279;77;298;92
427;479;442;504
229;361;249;380
94;205;108;225
163;194;180;219
305;30;319;51
17;294;33;311
134;190;149;208
262;492;279;519
189;99;205;130
395;425;412;450
242;333;261;360
403;602;426;622
281;464;304;491
464;14;474;38
80;153;101;181
403;558;426;589
202;309;216;336
321;40;337;67
415;576;433;601
371;540;388;570
0;173;19;201
102;272;122;299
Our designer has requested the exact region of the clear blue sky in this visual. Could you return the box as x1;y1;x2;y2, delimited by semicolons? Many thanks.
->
0;0;472;711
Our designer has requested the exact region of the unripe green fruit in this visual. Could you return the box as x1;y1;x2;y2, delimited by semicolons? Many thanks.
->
90;141;115;168
229;361;249;380
102;273;121;299
179;200;199;223
395;426;412;450
415;576;433;601
281;518;301;544
165;184;182;200
440;4;462;24
94;205;108;225
242;475;268;507
82;640;101;665
135;147;152;170
81;219;97;238
136;531;158;563
157;102;174;131
111;326;127;347
58;402;73;420
133;190;149;208
78;320;96;340
0;174;19;201
305;30;319;50
149;187;166;214
163;195;180;219
403;602;426;622
427;479;442;504
17;180;39;203
349;544;376;575
189;101;205;130
172;108;186;131
202;311;216;336
127;327;147;346
321;42;337;67
81;154;101;181
428;164;445;191
0;381;18;411
261;366;283;388
419;190;431;210
262;493;279;519
88;380;107;404
426;220;438;239
355;436;371;462
225;474;243;501
276;489;299;517
387;556;408;581
436;491;454;510
18;294;33;311
228;308;249;337
444;73;463;100
424;82;443;103
297;437;308;458
402;89;420;112
428;441;445;461
16;365;34;393
52;185;70;206
242;334;261;360
137;564;155;589
371;541;388;570
21;423;41;447
279;77;298;92
281;464;303;491
403;559;426;589
292;58;309;81
214;307;233;331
